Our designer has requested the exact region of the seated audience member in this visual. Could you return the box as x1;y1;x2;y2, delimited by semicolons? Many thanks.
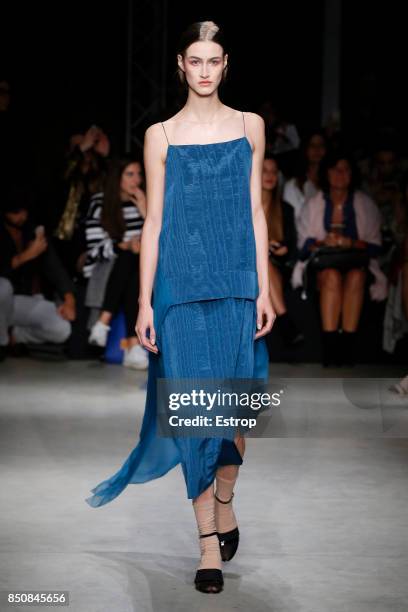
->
384;170;408;361
294;150;386;366
283;129;327;225
0;191;76;358
262;154;303;346
360;139;405;272
259;100;300;155
83;154;147;369
388;230;408;394
49;125;110;279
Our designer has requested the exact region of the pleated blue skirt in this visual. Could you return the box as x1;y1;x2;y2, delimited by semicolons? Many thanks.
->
86;297;268;507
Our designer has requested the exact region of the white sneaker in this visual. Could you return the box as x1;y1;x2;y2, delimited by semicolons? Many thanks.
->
89;321;111;347
123;344;149;369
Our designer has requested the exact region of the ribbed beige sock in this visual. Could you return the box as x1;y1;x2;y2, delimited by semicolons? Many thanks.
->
192;498;222;570
215;473;238;533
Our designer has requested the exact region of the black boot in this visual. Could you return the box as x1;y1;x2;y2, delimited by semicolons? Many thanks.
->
277;312;304;347
340;330;357;367
321;330;341;367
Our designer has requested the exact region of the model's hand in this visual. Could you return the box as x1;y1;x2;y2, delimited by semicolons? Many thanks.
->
135;303;158;354
255;292;276;339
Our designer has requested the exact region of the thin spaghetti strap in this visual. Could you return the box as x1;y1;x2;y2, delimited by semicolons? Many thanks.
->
242;111;246;137
161;122;169;145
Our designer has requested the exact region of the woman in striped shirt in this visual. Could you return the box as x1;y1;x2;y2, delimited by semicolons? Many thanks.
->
85;154;148;368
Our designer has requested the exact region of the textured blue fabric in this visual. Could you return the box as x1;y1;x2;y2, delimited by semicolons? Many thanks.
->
85;134;269;508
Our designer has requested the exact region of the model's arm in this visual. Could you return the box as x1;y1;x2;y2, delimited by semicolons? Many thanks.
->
135;123;166;353
247;112;276;339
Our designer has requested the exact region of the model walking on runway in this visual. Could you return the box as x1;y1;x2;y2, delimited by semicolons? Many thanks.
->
86;20;275;594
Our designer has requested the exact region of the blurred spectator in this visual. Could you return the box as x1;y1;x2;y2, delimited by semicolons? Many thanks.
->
359;139;406;272
293;150;386;366
258;100;300;178
388;230;408;394
83;154;147;369
259;100;300;155
0;190;76;359
48;125;110;279
383;170;408;354
283;129;327;225
262;154;303;346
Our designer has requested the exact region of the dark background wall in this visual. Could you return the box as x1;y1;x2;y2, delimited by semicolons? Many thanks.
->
1;1;406;185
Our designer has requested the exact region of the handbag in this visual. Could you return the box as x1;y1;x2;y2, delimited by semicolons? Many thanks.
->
308;246;369;272
300;246;370;300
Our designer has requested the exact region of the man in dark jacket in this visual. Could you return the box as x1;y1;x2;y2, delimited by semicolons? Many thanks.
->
0;191;76;358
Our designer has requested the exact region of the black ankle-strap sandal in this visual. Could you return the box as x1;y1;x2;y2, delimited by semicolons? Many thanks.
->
215;492;240;562
194;532;224;593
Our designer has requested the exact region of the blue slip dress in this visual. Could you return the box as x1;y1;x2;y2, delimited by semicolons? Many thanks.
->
86;112;269;507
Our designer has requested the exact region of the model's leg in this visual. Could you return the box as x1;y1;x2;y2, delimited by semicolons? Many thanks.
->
214;432;244;534
192;482;222;584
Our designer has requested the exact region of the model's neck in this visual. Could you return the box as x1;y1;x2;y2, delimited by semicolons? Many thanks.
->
182;92;224;123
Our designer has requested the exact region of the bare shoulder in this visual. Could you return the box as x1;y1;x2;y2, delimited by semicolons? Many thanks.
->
144;122;166;143
144;122;167;162
243;112;265;132
243;112;265;152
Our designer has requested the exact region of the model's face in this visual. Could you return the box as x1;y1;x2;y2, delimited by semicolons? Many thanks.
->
121;163;143;195
262;159;279;191
178;41;227;96
306;134;326;163
328;160;352;190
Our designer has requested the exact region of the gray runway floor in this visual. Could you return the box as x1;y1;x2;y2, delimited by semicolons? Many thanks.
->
1;359;407;612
